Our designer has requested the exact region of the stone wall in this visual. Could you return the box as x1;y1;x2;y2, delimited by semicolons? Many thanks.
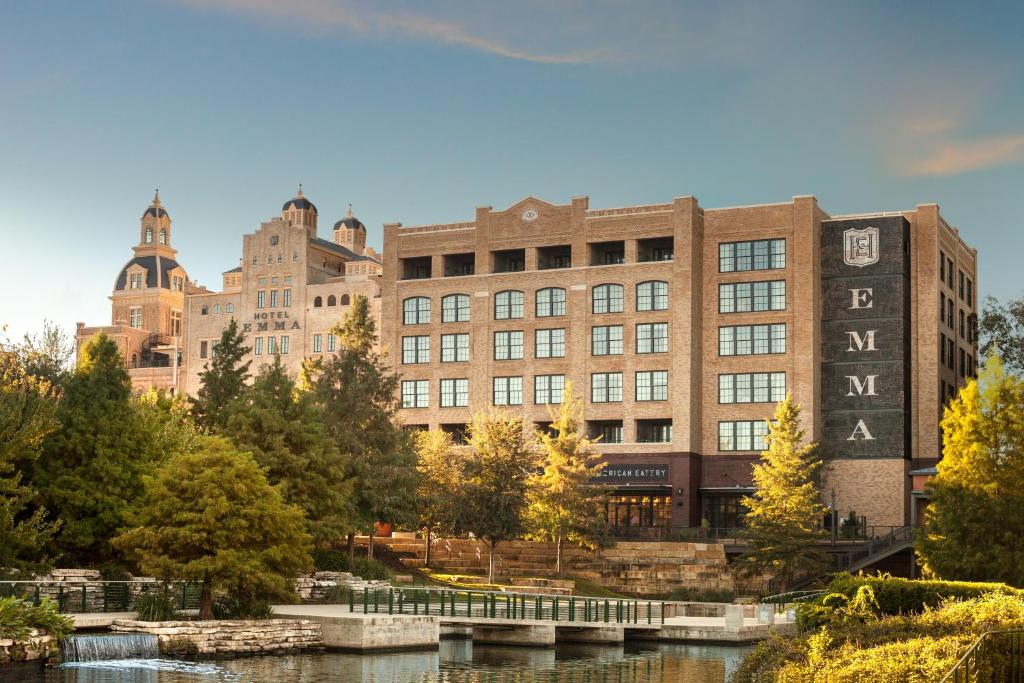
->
0;631;57;665
294;572;390;602
109;619;322;657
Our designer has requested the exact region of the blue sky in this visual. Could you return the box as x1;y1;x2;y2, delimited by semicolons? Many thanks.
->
2;0;1023;341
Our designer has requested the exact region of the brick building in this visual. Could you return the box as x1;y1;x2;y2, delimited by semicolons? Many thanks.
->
380;195;978;532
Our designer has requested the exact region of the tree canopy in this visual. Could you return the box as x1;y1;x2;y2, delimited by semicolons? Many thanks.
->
190;318;251;431
979;295;1024;373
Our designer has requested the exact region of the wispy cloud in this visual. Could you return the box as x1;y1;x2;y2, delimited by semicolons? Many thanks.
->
173;0;615;64
904;135;1024;177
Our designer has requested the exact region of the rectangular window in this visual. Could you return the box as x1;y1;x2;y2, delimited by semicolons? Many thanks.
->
636;281;669;311
718;280;786;313
535;328;566;358
200;341;208;359
213;304;221;315
718;421;770;451
441;333;470;362
129;273;142;289
401;380;429;408
967;278;973;307
719;372;786;403
534;374;565;404
598;423;623;444
270;290;279;308
442;294;470;323
719;239;786;272
635;370;668;401
638;420;673;443
592;325;624;356
959;270;965;300
267;336;277;354
129;307;142;328
327;334;336;352
440;378;469;408
283;289;291;307
313;334;322;353
636;322;669;354
280;336;289;354
719;324;786;355
947;257;954;288
254;337;263;355
494;331;524;360
402;336;430;364
536;288;566;317
959;310;965;339
492;376;523;406
940;250;946;282
591;372;623;403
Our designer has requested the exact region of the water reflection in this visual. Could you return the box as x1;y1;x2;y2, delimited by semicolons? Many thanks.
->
8;639;749;683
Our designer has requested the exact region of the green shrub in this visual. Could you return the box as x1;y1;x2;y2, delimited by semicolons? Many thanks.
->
211;594;273;620
311;549;393;581
666;587;735;603
778;632;971;682
824;572;1022;616
133;592;180;622
0;597;74;640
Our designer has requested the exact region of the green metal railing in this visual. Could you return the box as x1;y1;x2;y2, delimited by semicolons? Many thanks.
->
0;581;202;613
941;629;1024;682
759;590;825;613
340;586;664;625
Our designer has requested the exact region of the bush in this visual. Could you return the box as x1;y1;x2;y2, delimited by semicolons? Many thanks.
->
666;587;735;603
133;592;180;622
0;597;74;640
823;572;1022;616
311;549;393;581
211;594;273;620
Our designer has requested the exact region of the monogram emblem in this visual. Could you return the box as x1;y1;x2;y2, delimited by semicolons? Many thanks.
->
844;227;879;268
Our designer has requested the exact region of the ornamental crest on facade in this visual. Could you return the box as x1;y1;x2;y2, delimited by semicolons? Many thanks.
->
844;226;879;268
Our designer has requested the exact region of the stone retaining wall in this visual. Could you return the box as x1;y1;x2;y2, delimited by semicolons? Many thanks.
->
0;631;57;665
294;572;391;602
110;619;323;656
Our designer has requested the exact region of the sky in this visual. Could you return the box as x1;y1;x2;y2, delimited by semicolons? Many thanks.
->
1;0;1023;341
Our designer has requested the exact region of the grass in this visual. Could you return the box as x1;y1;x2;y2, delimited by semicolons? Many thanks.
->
412;569;628;599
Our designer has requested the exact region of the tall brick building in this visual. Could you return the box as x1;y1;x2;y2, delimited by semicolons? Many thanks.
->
380;195;978;532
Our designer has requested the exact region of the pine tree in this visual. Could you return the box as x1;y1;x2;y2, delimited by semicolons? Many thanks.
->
190;318;251;431
226;355;354;544
917;357;1024;584
524;384;609;576
313;295;418;561
0;343;60;575
460;410;539;584
414;429;464;568
113;436;312;619
740;394;828;588
34;334;153;566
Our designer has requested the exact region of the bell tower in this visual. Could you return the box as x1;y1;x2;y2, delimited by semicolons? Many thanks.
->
281;185;318;230
333;204;367;256
139;190;172;248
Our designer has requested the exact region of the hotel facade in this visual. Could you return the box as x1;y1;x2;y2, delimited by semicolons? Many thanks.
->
79;191;977;534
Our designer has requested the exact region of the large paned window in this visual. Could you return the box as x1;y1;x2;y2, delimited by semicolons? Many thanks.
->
606;494;672;529
257;291;266;309
441;333;470;362
253;337;263;355
494;290;524;320
635;371;668;401
494;331;524;360
442;294;470;322
719;372;786;403
591;372;623;403
592;325;624;356
718;421;770;451
534;374;565;404
440;378;469;407
129;307;142;328
401;380;429;408
280;336;290;354
535;329;566;358
536;288;566;317
718;239;786;272
492;376;523;406
403;296;431;324
313;334;322;353
718;280;786;313
592;284;624;314
636;323;669;353
718;324;786;355
402;336;430;364
636;281;668;311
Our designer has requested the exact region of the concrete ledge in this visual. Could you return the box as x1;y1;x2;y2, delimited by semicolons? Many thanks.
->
555;626;624;645
272;607;439;651
472;624;555;647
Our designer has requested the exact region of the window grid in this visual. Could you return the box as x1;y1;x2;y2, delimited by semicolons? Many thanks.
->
719;239;786;272
592;325;624;356
592;284;624;314
636;323;669;354
313;334;322;353
442;294;471;323
591;372;623;403
402;336;430;364
440;378;469;408
718;421;771;451
718;280;786;313
401;380;429;408
536;288;567;317
495;291;525;320
534;374;565;405
636;281;668;311
718;373;786;403
719;324;786;355
635;371;668;401
492;376;523;406
441;333;470;362
403;297;431;324
494;331;524;360
535;328;566;358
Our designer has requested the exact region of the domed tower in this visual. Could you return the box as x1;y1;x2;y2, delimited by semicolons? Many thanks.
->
334;204;366;256
281;185;318;229
140;190;172;246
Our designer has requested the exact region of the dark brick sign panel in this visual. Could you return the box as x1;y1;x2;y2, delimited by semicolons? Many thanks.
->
820;216;911;459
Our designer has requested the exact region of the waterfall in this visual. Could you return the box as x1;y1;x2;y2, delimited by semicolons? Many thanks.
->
62;634;160;662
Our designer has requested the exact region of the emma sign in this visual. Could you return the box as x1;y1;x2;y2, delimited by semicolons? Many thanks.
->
820;216;911;459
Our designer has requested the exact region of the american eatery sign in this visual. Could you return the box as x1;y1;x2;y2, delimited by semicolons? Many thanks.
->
821;216;911;459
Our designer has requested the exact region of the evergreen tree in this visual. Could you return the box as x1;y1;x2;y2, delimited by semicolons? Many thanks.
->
10;320;74;389
133;388;202;463
414;429;464;568
313;295;418;561
113;436;312;619
190;318;251;431
34;334;152;566
459;409;539;584
740;395;829;588
0;342;60;575
225;355;353;544
917;357;1024;584
524;384;609;576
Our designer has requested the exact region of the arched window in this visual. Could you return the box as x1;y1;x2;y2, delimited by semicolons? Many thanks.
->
313;296;323;308
592;284;624;314
494;291;524;320
145;228;153;244
403;296;431;325
130;354;138;368
327;295;337;306
159;229;167;245
536;287;566;317
637;280;669;311
201;305;209;315
442;294;470;323
340;294;350;306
